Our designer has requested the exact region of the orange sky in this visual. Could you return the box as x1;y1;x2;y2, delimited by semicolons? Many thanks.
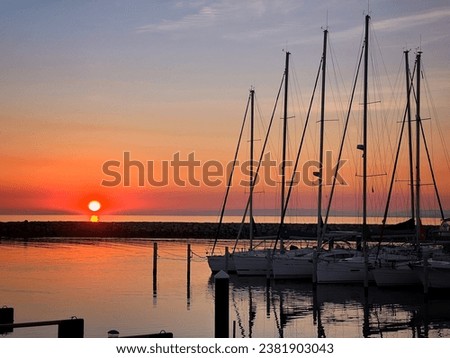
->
0;1;448;220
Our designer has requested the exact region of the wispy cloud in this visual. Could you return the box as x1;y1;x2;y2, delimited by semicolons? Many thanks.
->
374;8;450;32
332;7;450;42
136;6;218;33
136;0;304;35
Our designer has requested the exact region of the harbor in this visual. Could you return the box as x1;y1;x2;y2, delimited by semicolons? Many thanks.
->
1;237;450;338
0;1;449;351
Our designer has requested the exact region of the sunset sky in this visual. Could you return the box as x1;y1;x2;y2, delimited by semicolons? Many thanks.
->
0;0;448;220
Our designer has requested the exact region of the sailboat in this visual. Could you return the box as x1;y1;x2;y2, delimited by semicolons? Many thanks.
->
232;87;273;277
206;90;255;274
373;45;448;288
234;50;297;276
316;14;374;285
272;28;329;280
208;85;276;276
405;51;449;290
209;51;289;276
273;22;373;281
371;50;422;287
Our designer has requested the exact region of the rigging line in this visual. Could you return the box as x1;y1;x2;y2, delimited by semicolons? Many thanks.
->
387;54;409;169
211;93;251;254
273;57;323;253
255;97;268;144
292;59;315;172
368;66;385;179
422;65;450;172
381;55;418;222
419;119;445;220
331;39;351;159
376;95;409;255
233;74;285;253
320;39;365;247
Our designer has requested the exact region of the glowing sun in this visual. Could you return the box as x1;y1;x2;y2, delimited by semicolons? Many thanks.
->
88;200;101;212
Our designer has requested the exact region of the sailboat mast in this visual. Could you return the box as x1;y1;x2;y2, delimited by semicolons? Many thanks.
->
362;14;370;289
415;51;422;244
362;14;369;247
281;51;290;250
317;29;328;240
249;88;255;250
404;50;415;224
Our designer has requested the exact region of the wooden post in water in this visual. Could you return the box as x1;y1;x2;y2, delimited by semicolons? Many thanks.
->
187;243;191;304
214;270;229;338
0;306;14;334
153;242;158;296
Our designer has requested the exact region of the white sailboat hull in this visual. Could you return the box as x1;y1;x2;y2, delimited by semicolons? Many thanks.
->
272;251;313;279
207;255;236;274
372;264;420;287
372;249;421;287
234;251;271;276
412;259;450;289
317;256;374;284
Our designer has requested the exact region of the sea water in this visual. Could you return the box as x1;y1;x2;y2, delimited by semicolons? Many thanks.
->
1;238;449;338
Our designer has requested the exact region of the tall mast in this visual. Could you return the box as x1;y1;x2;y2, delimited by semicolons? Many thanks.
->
317;29;328;240
362;14;369;248
404;50;415;224
415;51;422;244
281;51;290;250
362;14;370;289
249;88;255;250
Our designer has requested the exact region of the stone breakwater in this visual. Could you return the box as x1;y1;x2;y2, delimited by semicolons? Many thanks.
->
0;220;438;241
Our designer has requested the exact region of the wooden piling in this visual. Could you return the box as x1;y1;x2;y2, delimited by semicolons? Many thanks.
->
187;243;191;304
153;242;158;295
214;270;229;338
0;306;14;334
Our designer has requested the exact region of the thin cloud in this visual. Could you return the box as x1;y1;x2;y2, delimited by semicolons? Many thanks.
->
136;0;304;35
374;8;450;32
332;7;450;42
136;6;218;33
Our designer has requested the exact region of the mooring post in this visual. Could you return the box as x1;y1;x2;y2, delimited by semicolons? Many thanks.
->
214;270;229;338
58;318;84;338
0;306;14;334
187;243;191;304
153;242;158;295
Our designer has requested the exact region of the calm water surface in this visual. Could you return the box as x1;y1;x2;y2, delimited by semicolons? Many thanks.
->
1;238;449;338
